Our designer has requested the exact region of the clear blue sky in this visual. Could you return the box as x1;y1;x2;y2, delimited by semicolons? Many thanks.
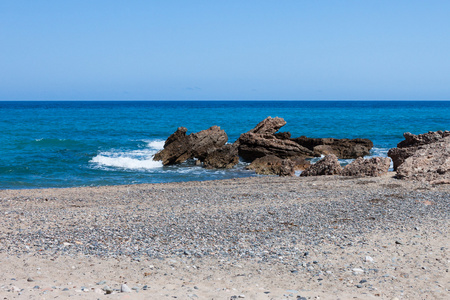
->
1;1;449;100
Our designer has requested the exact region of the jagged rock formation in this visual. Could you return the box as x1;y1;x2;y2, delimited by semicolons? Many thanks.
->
203;144;239;169
238;133;315;161
341;157;391;177
246;155;295;176
292;136;373;159
388;131;450;170
396;135;450;184
300;155;342;177
153;126;227;165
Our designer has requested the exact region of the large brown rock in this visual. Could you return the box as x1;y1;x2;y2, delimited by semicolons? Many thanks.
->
388;131;450;170
292;136;373;159
341;157;391;177
396;135;450;184
246;155;295;176
154;126;228;165
238;133;315;161
247;116;287;135
203;144;239;169
300;154;342;177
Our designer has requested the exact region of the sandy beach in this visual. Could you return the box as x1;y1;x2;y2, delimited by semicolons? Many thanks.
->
0;173;448;299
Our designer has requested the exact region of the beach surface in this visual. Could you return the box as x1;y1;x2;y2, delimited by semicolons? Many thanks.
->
0;173;448;299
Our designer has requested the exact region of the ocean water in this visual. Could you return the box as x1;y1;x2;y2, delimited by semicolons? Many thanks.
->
1;101;449;189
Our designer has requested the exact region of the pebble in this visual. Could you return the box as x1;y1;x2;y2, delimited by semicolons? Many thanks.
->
121;283;132;293
27;277;34;282
365;256;374;262
352;268;364;274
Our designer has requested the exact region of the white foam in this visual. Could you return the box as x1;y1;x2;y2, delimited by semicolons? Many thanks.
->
90;145;163;170
147;140;165;150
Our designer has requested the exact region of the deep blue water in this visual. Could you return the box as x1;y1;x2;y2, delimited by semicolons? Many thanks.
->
1;101;449;189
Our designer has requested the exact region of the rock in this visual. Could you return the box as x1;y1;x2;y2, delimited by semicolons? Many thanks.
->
396;135;450;183
238;133;314;161
274;132;291;140
365;256;374;263
388;131;450;170
246;155;295;176
27;277;34;282
386;147;417;171
292;136;373;159
121;283;132;293
290;156;311;171
154;126;228;165
247;116;286;135
341;157;391;177
203;144;239;169
190;126;228;160
300;155;342;177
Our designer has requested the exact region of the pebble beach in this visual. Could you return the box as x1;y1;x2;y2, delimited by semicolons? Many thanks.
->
0;174;448;299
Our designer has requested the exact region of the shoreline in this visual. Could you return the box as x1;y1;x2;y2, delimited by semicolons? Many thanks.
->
0;174;448;299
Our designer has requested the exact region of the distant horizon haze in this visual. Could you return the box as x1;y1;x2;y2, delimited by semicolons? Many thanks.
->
1;1;449;101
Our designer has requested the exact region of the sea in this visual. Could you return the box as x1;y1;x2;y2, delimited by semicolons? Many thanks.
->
1;101;449;189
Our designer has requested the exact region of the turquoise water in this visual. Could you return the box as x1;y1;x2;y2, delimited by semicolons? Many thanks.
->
1;101;449;189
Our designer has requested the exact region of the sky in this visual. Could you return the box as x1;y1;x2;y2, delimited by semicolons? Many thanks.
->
1;1;449;100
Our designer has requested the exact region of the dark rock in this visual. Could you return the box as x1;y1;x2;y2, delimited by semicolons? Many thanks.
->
396;135;450;184
274;132;291;140
300;154;342;176
292;136;373;159
246;155;295;176
190;126;228;160
387;147;417;171
290;156;311;171
388;131;450;170
247;116;287;135
238;133;314;161
341;157;391;177
153;127;191;165
154;126;228;165
203;144;239;169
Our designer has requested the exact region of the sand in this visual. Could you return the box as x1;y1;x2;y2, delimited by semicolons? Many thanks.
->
0;173;448;299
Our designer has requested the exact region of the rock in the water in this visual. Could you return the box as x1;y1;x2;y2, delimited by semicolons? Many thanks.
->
341;157;391;177
246;116;287;135
300;154;342;176
190;126;228;160
154;126;228;165
238;133;314;161
203;144;239;169
246;155;295;176
292;136;373;159
388;131;450;170
396;135;450;183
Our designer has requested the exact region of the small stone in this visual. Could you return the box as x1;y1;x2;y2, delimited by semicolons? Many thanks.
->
121;284;132;293
62;288;69;291
356;284;363;288
27;277;34;282
238;295;245;298
297;296;307;300
352;268;364;274
11;286;20;292
395;241;403;245
96;280;106;285
142;285;148;290
365;256;374;263
359;279;367;284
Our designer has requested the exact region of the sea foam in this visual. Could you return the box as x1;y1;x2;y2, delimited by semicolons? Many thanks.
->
90;145;163;170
